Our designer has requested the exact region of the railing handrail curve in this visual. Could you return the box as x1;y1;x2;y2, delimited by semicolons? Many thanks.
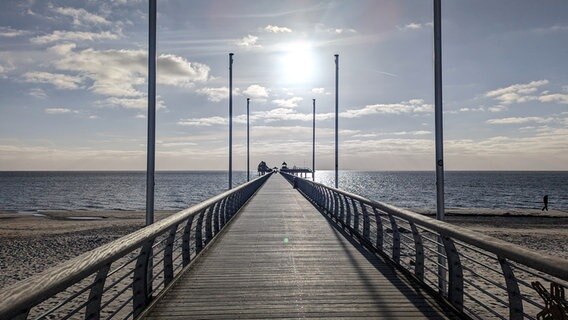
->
282;172;568;281
0;173;272;317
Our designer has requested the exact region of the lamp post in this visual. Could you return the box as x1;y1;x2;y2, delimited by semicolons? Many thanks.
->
334;54;339;189
247;98;250;182
312;98;316;181
433;0;446;293
145;0;156;226
228;53;234;189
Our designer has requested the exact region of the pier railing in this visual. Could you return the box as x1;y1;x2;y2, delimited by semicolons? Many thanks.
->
0;173;272;320
282;172;568;320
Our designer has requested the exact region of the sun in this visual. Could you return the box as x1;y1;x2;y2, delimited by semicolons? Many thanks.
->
279;41;315;84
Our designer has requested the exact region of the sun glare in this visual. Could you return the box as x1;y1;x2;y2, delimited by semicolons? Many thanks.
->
280;41;315;84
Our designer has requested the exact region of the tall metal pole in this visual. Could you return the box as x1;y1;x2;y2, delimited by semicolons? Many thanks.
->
434;0;446;293
334;54;339;188
145;0;156;226
312;98;316;182
228;53;234;189
247;98;250;182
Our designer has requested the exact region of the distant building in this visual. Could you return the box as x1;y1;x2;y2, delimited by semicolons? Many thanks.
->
281;162;288;170
257;161;272;175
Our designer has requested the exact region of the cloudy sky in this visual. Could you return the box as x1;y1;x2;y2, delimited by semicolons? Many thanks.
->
0;0;567;171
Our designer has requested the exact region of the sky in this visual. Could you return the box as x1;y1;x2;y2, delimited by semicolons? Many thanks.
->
0;0;567;171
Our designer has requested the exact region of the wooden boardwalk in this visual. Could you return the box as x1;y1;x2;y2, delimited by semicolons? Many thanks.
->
143;174;459;319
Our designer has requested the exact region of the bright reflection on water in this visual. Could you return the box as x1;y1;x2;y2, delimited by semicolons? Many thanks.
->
314;170;568;210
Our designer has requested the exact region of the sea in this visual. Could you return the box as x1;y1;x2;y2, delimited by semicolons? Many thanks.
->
0;171;566;213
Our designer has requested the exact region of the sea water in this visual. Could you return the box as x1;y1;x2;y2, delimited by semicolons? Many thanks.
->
0;171;566;212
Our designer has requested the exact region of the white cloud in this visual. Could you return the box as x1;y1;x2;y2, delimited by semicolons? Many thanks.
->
135;114;146;119
31;30;119;44
341;99;433;118
177;116;227;126
486;117;554;125
264;25;292;33
196;87;240;102
52;47;209;97
29;88;48;99
22;71;83;90
100;96;165;110
45;107;74;114
459;107;485;112
0;26;31;37
488;105;508;113
315;24;357;34
538;93;568;104
52;6;111;26
272;97;303;108
311;88;326;94
48;43;77;55
399;22;432;30
236;35;261;48
243;85;269;99
534;25;568;33
485;80;548;104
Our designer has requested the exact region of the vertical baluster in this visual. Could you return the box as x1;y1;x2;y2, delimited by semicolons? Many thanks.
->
372;208;384;251
164;223;179;285
351;198;360;235
388;215;400;264
332;191;339;220
498;257;523;320
219;198;227;228
409;222;424;281
205;206;213;244
360;201;370;240
344;194;352;230
213;201;220;235
440;235;463;311
182;215;194;266
85;264;110;320
133;239;155;318
195;210;205;254
338;193;345;225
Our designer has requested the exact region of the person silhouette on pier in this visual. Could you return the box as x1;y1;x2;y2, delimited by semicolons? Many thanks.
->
542;195;549;211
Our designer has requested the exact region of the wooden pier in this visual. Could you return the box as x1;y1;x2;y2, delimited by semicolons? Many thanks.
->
142;174;459;319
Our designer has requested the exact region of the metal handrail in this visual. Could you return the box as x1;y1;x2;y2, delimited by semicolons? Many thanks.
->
282;172;568;319
0;173;272;320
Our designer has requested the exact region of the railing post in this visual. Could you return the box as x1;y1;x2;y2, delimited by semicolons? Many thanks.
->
351;198;360;234
195;210;205;254
372;208;384;251
344;194;352;230
85;264;110;320
498;257;523;320
360;201;370;240
409;222;424;281
133;239;155;318
205;206;213;244
388;215;400;264
219;198;227;228
338;193;345;225
182;215;194;266
332;191;339;220
164;224;179;286
213;201;220;235
440;235;463;311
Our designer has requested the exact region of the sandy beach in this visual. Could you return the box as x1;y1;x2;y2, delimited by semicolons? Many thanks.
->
0;210;175;288
0;208;567;290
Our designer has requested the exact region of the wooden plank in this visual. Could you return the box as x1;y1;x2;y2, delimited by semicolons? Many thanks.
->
143;174;459;319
